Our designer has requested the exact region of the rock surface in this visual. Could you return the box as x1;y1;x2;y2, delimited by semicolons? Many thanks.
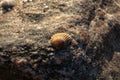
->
0;0;120;80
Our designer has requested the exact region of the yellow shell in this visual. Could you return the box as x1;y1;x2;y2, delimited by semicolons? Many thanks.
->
50;33;72;49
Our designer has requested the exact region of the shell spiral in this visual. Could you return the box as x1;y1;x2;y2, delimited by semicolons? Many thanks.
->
50;33;72;49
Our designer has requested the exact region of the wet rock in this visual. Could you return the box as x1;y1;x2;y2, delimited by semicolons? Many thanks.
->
0;0;120;80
